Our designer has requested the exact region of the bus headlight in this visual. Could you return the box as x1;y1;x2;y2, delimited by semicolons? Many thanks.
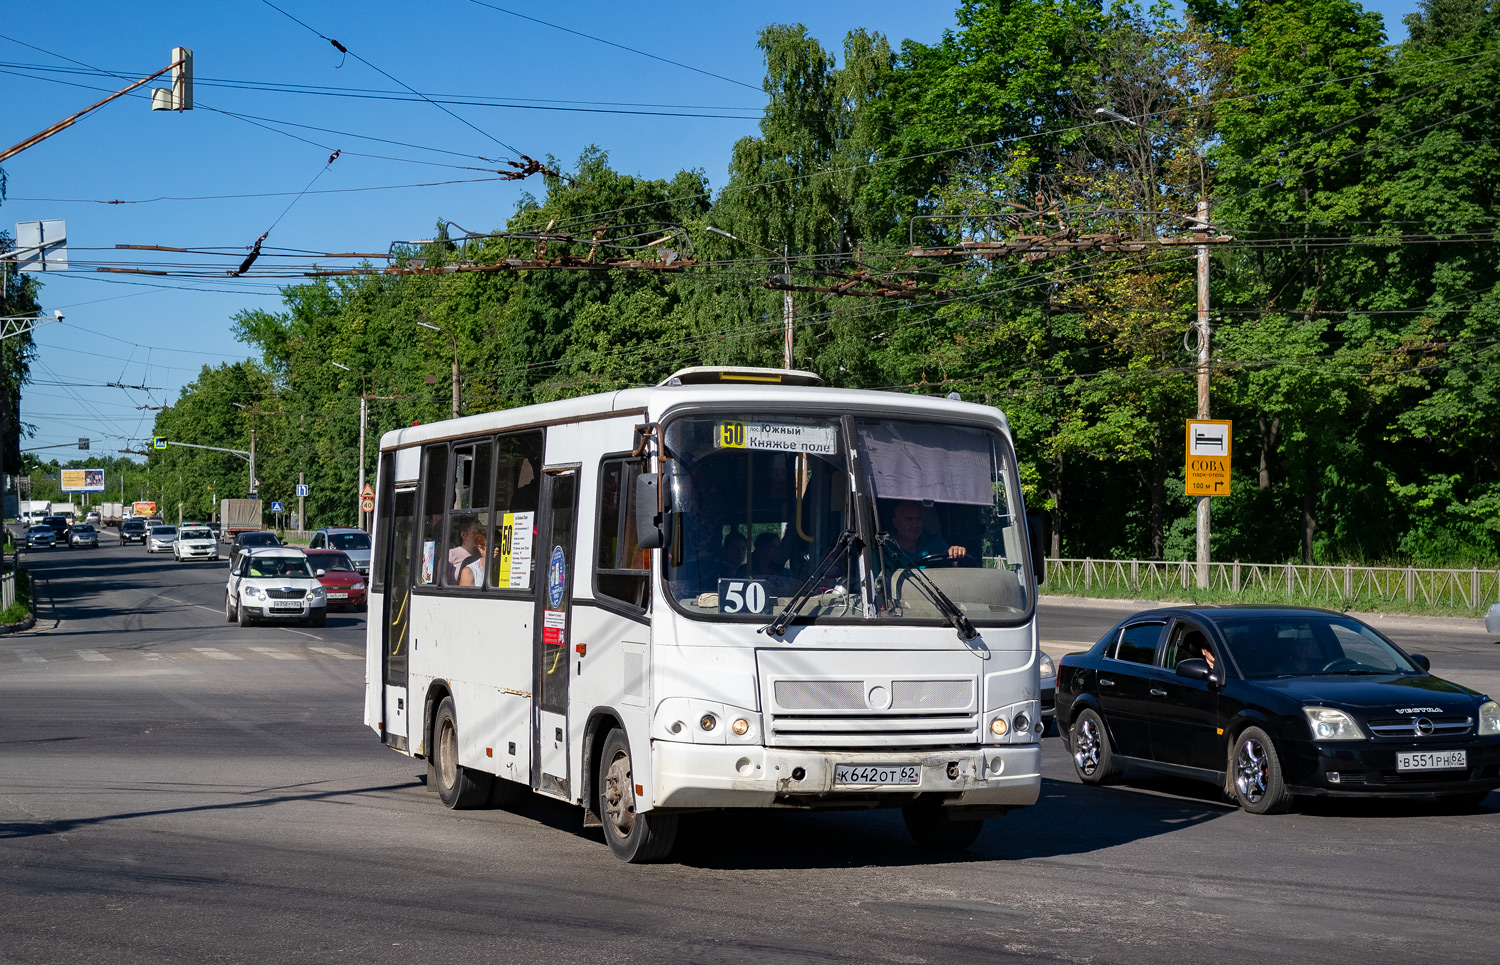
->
990;717;1009;737
699;714;717;732
732;718;750;736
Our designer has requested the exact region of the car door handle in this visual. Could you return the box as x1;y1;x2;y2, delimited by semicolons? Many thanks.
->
1150;688;1168;697
1099;678;1115;687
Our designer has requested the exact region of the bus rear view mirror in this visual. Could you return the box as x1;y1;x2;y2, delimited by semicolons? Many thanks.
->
1026;513;1046;586
635;473;666;549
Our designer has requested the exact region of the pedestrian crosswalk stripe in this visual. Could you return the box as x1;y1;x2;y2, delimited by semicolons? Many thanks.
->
309;646;360;660
76;650;111;662
251;646;302;660
17;650;45;663
192;647;242;661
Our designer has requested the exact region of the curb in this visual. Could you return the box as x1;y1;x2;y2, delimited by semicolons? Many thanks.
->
1039;593;1493;636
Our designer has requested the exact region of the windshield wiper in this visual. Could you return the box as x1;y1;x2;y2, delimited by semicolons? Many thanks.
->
760;529;858;638
875;532;978;641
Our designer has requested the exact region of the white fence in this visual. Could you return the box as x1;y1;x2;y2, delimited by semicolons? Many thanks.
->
1;568;15;613
1042;558;1500;610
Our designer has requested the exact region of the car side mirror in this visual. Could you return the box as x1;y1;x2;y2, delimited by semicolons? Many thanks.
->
1176;657;1218;685
1410;653;1431;672
316;569;326;577
1026;513;1046;586
634;473;667;550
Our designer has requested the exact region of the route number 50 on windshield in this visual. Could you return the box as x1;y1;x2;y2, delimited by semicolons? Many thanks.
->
718;579;771;615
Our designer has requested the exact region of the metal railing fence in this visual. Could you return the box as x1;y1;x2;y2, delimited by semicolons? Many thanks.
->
1039;558;1500;610
1;568;15;612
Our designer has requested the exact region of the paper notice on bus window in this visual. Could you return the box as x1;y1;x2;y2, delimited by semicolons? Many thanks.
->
716;421;837;454
496;511;535;589
420;541;436;585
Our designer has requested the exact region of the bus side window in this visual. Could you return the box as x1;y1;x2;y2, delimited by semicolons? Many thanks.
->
489;430;544;591
595;457;649;610
444;442;493;588
417;444;448;585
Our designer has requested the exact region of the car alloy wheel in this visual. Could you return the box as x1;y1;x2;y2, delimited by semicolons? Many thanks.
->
1074;716;1102;776
1235;735;1270;804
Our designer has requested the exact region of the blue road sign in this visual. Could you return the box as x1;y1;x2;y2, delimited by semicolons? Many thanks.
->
295;484;309;497
271;500;284;514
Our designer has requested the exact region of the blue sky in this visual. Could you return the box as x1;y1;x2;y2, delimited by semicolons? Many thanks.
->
1;1;1419;459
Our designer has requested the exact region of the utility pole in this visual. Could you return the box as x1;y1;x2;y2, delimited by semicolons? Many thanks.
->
1194;198;1211;590
781;245;794;369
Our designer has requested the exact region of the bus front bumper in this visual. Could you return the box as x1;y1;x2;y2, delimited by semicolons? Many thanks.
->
650;742;1041;811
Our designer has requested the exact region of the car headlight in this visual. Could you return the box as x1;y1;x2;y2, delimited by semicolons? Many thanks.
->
1039;652;1056;680
310;586;326;599
1303;706;1364;741
351;581;365;591
244;586;265;600
1479;700;1500;736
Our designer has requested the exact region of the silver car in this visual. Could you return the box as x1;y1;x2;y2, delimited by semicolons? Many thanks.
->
1487;603;1500;635
308;528;372;576
67;523;100;549
26;525;56;549
146;524;178;554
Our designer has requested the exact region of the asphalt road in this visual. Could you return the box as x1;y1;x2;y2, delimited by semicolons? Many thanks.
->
2;538;1498;964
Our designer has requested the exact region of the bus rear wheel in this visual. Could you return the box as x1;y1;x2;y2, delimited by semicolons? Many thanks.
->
598;729;677;863
431;696;490;809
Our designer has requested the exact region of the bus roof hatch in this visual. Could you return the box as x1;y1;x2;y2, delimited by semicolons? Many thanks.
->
658;366;824;387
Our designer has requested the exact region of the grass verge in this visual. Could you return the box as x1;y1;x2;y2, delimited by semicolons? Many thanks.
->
1;568;31;624
1045;580;1489;620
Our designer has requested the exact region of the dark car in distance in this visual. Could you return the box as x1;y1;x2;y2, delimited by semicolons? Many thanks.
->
1056;605;1500;814
119;518;148;545
226;530;282;569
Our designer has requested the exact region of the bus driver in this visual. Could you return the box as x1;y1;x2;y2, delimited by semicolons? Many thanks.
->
889;500;966;563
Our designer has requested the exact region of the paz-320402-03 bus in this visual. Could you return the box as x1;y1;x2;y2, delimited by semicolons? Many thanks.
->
364;366;1047;862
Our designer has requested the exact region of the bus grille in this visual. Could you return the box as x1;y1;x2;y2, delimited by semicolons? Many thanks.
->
767;677;978;748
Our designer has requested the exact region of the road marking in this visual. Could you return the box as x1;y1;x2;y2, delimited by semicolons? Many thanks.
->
192;647;242;661
141;652;163;660
250;646;302;660
16;650;45;663
76;649;111;662
309;646;360;661
277;627;321;640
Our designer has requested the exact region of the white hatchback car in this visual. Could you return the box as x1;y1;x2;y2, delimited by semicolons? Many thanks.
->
146;524;177;553
173;526;219;561
226;547;327;627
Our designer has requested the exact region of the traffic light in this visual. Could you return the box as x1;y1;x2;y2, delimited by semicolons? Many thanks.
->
78;438;89;450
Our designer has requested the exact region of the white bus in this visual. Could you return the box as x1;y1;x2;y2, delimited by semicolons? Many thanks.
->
365;367;1047;862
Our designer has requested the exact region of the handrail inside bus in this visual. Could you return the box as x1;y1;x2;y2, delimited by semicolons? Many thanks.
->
794;454;812;543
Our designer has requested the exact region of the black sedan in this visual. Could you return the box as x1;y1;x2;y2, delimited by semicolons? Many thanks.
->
1056;605;1500;813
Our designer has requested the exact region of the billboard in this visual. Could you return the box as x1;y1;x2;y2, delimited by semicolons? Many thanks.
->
60;468;106;493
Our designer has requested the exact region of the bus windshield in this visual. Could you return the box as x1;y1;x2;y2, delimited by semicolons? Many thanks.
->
662;412;1030;627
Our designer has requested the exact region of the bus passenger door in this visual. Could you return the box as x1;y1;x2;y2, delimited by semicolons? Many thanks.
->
534;468;579;799
382;488;416;750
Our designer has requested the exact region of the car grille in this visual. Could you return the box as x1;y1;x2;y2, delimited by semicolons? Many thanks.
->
1367;716;1472;738
265;588;307;600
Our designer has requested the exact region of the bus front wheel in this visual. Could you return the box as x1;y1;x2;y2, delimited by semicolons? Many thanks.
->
598;729;677;863
902;800;985;851
431;696;491;809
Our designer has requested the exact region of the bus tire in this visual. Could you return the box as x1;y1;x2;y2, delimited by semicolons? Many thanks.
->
432;696;490;809
902;800;985;851
598;728;677;863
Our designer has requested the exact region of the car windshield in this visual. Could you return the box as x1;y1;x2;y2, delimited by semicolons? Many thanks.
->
246;557;315;579
29;526;50;535
310;553;356;572
72;525;94;533
1216;614;1420;678
180;529;212;540
151;526;176;536
660;412;1031;626
241;533;280;546
328;533;370;551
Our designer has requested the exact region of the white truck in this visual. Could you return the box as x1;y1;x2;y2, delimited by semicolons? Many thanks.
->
20;500;51;524
99;503;125;526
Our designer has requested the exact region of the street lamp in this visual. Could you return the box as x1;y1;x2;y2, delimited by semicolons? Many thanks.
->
332;361;369;530
416;321;460;419
1097;104;1215;588
231;402;257;499
707;226;795;369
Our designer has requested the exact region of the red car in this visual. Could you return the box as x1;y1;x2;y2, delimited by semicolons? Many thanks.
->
303;549;367;611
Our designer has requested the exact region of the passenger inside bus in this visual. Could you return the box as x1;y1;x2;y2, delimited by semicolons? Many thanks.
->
448;514;480;582
747;532;783;578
